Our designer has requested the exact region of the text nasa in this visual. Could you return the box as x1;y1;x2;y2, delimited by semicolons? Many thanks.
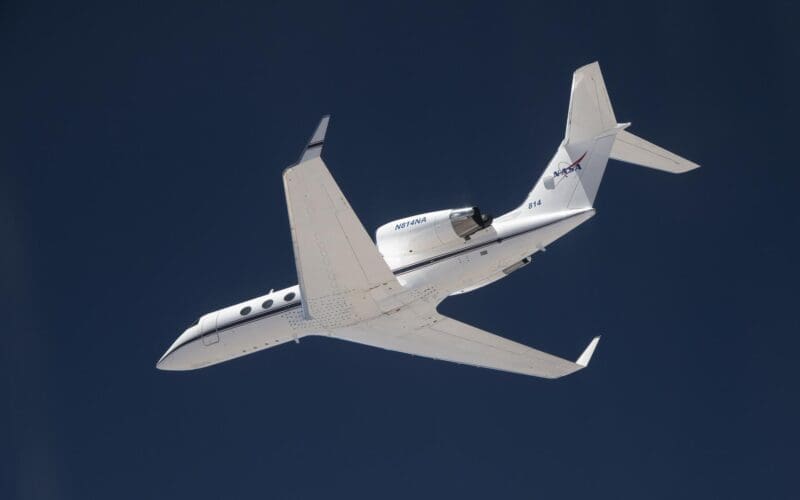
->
554;163;582;177
395;217;427;230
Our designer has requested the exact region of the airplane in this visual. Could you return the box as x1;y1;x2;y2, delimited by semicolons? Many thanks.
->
156;62;699;378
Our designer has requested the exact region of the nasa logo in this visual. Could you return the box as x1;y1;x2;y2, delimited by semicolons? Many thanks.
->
553;152;587;177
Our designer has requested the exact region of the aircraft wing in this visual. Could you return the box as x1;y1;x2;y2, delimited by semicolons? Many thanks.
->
283;116;401;325
334;309;600;379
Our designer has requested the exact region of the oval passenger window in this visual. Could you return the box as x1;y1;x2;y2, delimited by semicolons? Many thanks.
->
284;292;296;302
240;306;252;316
262;299;273;309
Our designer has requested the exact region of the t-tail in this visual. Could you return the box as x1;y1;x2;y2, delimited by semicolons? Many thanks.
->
516;62;700;216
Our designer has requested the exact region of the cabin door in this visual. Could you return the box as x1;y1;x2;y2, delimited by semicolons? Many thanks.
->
201;313;219;346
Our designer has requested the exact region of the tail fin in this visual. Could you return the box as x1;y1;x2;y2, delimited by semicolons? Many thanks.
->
565;62;617;147
516;62;699;216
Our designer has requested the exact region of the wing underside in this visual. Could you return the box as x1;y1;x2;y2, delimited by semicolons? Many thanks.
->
333;309;600;379
283;117;401;326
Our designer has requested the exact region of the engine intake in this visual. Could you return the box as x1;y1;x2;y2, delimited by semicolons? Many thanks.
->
449;207;493;240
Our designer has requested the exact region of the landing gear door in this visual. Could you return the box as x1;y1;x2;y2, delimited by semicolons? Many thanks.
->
200;313;219;346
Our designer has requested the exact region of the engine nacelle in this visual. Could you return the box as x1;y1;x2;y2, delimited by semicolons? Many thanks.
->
376;207;493;269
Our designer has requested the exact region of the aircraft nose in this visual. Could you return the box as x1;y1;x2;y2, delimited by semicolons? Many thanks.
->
155;353;170;370
156;344;181;370
156;325;201;371
156;343;179;369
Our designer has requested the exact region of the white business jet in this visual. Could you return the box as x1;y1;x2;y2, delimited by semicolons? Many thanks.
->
157;62;699;378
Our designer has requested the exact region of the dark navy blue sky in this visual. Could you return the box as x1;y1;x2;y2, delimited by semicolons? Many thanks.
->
2;2;798;498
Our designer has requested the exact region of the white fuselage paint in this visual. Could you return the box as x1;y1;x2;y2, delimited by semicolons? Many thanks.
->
156;208;594;370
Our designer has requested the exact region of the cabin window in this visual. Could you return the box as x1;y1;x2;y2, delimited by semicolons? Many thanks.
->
262;299;273;309
284;292;296;302
240;306;252;316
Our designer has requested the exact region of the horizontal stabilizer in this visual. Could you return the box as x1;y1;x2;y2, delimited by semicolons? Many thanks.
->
611;129;699;173
576;336;601;367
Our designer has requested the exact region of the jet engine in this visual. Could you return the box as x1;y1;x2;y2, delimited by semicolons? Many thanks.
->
376;207;493;269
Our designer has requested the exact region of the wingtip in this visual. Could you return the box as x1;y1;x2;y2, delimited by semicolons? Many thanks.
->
310;115;330;144
299;115;331;162
576;335;601;367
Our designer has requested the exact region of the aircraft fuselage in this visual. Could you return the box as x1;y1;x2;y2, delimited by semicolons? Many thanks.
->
157;208;594;370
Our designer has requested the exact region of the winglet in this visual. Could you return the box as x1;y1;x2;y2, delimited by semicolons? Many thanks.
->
299;115;330;162
576;336;601;367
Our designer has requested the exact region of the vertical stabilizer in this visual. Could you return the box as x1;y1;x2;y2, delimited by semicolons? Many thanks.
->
565;62;617;147
511;62;700;220
518;62;620;215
